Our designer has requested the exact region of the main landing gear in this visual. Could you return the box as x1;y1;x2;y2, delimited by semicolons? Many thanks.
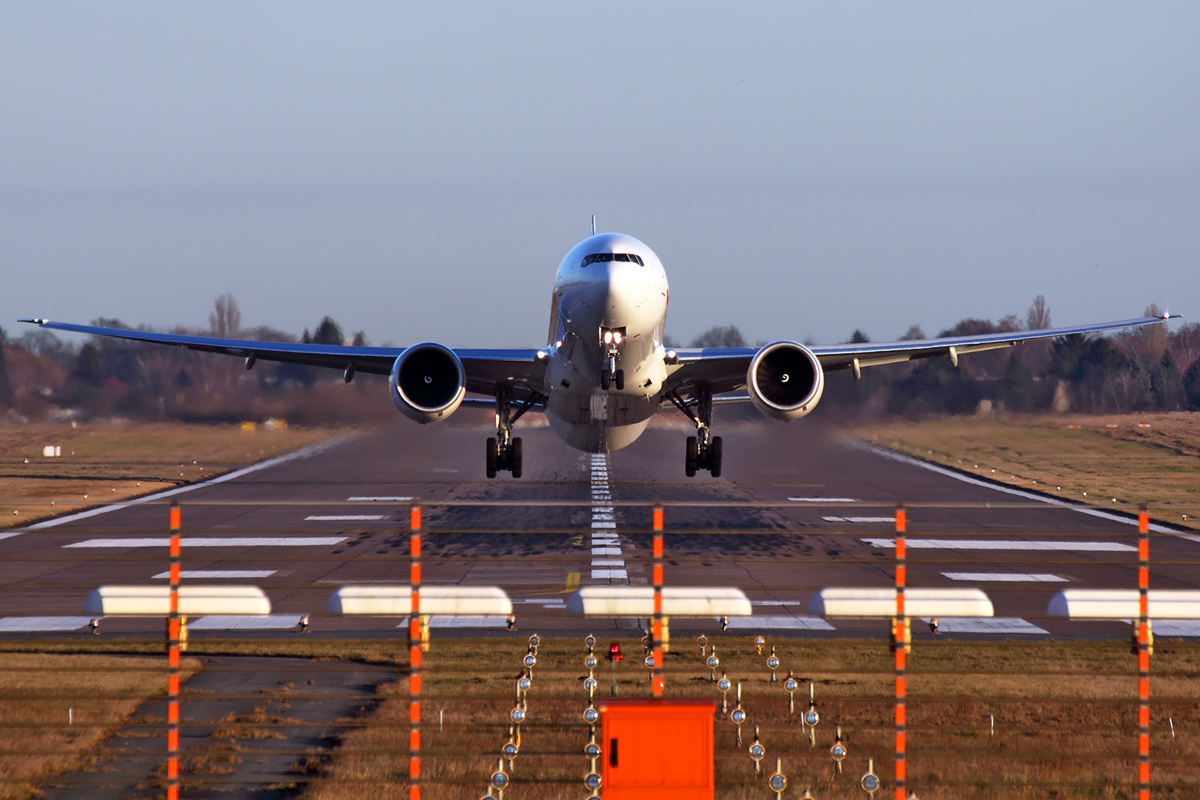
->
486;388;542;479
667;385;723;478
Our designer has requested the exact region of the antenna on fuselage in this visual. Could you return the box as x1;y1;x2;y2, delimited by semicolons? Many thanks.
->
591;215;596;236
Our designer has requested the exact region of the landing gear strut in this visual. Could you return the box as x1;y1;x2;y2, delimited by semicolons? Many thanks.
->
486;388;541;479
667;385;723;478
601;353;624;391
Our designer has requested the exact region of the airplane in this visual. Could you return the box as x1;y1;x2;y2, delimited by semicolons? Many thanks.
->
21;229;1179;479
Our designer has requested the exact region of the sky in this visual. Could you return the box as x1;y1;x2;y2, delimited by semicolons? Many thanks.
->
2;3;1197;349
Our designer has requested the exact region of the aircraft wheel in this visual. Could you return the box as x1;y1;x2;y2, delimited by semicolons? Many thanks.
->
486;437;498;479
600;370;611;391
614;369;625;391
511;438;523;478
685;436;698;477
710;436;723;478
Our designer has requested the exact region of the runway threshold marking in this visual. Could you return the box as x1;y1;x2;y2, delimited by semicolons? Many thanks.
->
862;538;1136;552
920;617;1049;635
943;572;1067;582
65;537;347;548
726;616;835;631
0;616;96;632
152;570;277;579
305;515;385;521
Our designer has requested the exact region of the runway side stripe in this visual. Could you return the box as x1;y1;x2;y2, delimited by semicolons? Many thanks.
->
863;538;1135;552
854;441;1179;534
942;572;1067;582
65;537;347;548
824;516;895;523
790;497;858;503
3;439;344;537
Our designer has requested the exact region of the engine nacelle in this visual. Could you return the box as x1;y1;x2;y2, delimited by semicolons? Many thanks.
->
747;341;825;421
389;343;466;424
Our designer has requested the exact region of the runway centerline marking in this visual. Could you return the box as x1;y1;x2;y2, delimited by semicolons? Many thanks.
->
862;538;1136;552
942;572;1067;582
65;537;347;548
306;515;385;521
152;570;278;580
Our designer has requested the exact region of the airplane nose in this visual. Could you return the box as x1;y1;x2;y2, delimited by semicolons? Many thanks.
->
601;261;644;326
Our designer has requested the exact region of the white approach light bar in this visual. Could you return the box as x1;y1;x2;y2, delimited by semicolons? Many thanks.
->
84;585;271;616
326;585;512;616
1047;590;1200;620
566;586;751;617
808;587;994;618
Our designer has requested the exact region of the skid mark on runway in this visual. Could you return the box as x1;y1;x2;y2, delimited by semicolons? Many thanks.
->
589;454;629;581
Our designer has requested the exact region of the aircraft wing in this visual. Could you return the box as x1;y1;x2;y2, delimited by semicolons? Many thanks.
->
663;313;1180;396
18;318;547;401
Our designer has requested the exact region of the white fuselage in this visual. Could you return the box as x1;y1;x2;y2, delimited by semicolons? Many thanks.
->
542;233;670;452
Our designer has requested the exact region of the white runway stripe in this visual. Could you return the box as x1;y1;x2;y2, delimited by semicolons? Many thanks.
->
921;617;1049;634
0;616;95;632
591;569;628;579
423;616;511;628
189;615;306;630
726;616;835;631
824;516;895;523
347;496;413;502
863;538;1135;552
1149;620;1200;637
943;572;1067;582
592;547;621;555
591;559;625;566
152;570;277;580
790;497;858;503
305;515;384;521
591;522;617;529
66;537;347;548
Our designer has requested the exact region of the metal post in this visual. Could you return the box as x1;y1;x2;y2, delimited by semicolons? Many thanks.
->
1138;505;1150;800
409;501;422;800
894;503;907;800
652;504;664;698
166;501;181;800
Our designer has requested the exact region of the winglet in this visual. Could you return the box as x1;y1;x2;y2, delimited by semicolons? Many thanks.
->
18;318;46;325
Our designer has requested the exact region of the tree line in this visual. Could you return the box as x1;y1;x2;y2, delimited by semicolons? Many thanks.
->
1;294;1198;425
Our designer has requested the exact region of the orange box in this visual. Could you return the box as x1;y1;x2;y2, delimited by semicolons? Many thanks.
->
598;699;716;799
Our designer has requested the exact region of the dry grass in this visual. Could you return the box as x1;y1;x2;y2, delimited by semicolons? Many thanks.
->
848;413;1200;529
290;636;1200;800
0;653;200;799
0;421;341;530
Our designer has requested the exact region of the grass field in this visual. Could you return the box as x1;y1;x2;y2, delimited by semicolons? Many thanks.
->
849;413;1200;529
0;653;200;799
1;637;1194;798
0;422;340;530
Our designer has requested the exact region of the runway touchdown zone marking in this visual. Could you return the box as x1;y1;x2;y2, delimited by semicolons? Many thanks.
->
65;537;347;548
188;615;306;631
863;538;1136;552
726;616;835;631
943;572;1067;582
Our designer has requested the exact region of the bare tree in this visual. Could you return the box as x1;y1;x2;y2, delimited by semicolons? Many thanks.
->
209;294;242;339
1026;295;1051;330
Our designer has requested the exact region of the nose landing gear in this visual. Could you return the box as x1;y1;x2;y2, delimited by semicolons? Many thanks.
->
601;353;624;391
668;385;723;477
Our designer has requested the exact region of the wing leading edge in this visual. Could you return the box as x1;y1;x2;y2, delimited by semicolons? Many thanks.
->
664;314;1180;396
18;319;546;401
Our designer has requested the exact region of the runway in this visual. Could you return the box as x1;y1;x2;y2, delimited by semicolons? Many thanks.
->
1;411;1196;641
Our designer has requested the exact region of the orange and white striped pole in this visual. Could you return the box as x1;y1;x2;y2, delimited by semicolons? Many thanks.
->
1137;504;1150;800
652;504;665;698
166;501;182;800
894;503;907;800
409;501;422;800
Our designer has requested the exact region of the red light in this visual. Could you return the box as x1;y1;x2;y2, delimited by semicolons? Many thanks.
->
608;643;623;663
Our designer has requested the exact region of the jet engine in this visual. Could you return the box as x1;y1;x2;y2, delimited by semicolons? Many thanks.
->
389;343;466;423
747;341;825;421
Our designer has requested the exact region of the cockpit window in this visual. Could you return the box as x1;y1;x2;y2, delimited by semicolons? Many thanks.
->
582;252;644;267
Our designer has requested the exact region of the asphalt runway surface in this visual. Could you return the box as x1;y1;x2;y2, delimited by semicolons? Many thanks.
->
2;411;1196;642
